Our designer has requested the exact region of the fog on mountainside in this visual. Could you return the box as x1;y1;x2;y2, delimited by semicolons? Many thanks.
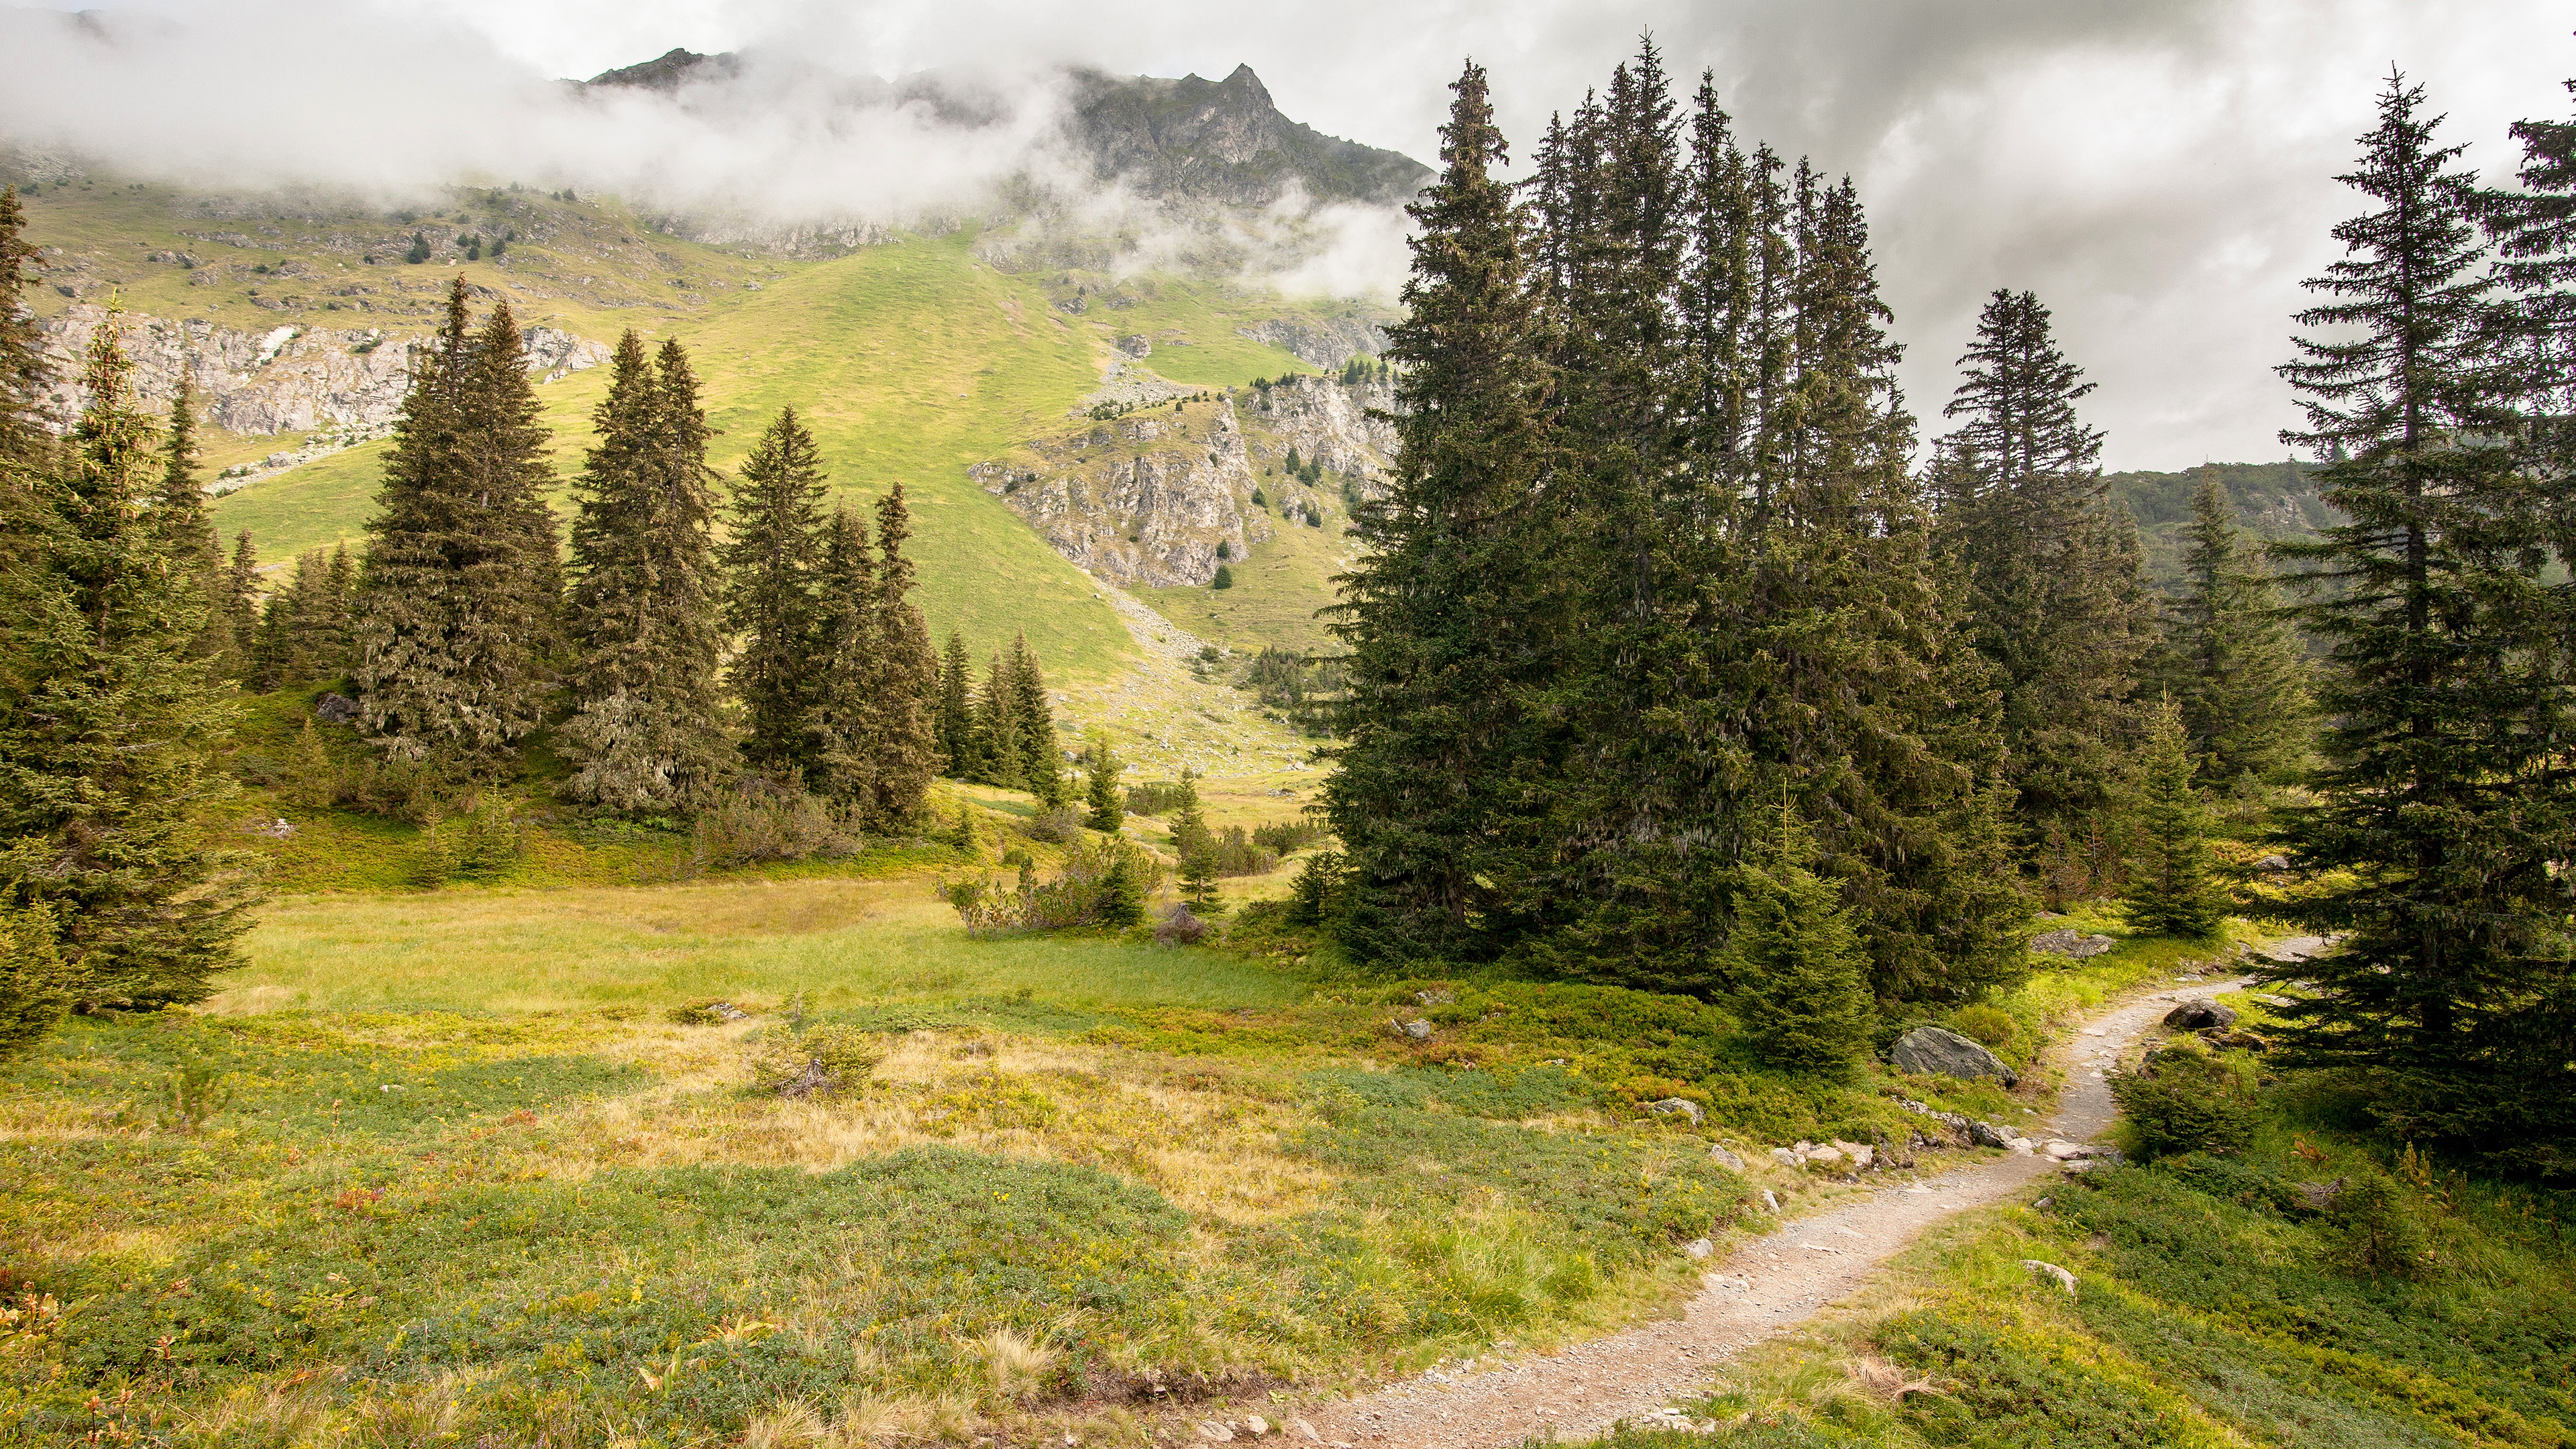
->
0;6;1426;290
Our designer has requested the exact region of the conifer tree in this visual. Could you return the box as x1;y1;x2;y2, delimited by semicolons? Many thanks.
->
807;505;881;810
1725;802;1874;1077
2123;696;2226;938
934;630;977;779
1326;59;1552;963
252;549;353;690
2268;74;2576;1161
1084;739;1124;834
0;186;46;475
561;333;729;811
1933;288;2152;879
0;897;72;1063
221;531;260;674
353;280;562;782
721;406;828;778
2159;476;2310;785
154;375;233;669
971;651;1022;789
0;317;256;1010
1006;631;1065;808
863;483;941;825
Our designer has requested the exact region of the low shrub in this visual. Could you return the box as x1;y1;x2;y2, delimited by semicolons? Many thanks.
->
1251;818;1330;855
692;789;858;867
1123;780;1192;817
747;1023;882;1098
1155;903;1210;946
944;837;1162;936
409;796;526;886
1206;824;1280;877
2110;1040;2257;1157
2328;1169;2434;1279
1022;805;1085;844
1949;1002;2017;1049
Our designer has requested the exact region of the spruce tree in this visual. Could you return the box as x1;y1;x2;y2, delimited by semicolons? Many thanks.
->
1169;769;1212;859
1725;802;1874;1077
0;317;256;1010
2268;74;2576;1163
807;506;881;811
934;629;977;778
721;407;828;778
154;375;233;669
0;186;46;474
0;897;72;1063
1934;288;2153;883
221;531;260;676
863;483;941;826
1006;631;1065;808
352;280;562;782
1084;739;1124;833
2159;475;2310;785
971;651;1022;788
2122;695;2226;938
562;334;730;811
1326;59;1552;963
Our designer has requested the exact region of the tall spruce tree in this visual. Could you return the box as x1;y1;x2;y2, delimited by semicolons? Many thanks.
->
221;531;260;675
971;649;1022;789
0;186;46;475
0;316;256;1010
1005;631;1066;808
2122;695;2226;938
1084;739;1124;833
154;375;234;670
721;406;829;778
2266;74;2576;1163
353;280;562;782
934;629;976;778
561;334;730;811
1326;59;1552;963
807;505;881;811
1934;288;2152;890
2159;476;2310;785
864;483;941;825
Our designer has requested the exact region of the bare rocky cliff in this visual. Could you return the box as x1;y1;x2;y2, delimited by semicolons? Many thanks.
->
974;372;1395;588
34;305;608;435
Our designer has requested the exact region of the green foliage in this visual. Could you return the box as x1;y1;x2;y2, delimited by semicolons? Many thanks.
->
689;787;857;868
1287;849;1346;928
409;795;529;886
1082;739;1123;833
250;545;355;691
1948;1003;2016;1049
0;312;258;1010
352;280;563;785
1211;562;1234;588
1878;1311;2192;1444
1726;810;1875;1077
2121;695;2228;938
2153;474;2312;784
2110;1040;2257;1157
561;332;732;812
2267;74;2576;1166
2327;1170;2436;1281
946;836;1163;936
720;405;830;778
0;897;72;1063
745;1020;883;1095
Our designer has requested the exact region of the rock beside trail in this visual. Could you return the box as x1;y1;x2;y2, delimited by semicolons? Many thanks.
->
1646;1097;1705;1126
2023;1260;2078;1293
2031;928;2114;958
1891;1025;2019;1087
2164;998;2239;1030
1709;1144;1746;1172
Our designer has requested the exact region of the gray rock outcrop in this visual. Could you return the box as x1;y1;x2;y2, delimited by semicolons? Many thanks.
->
2031;928;2114;959
2163;998;2239;1030
1890;1025;2019;1087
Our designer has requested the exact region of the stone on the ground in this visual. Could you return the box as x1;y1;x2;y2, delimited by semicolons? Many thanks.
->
1646;1097;1705;1126
1684;1238;1714;1259
1968;1120;2012;1148
2163;998;2238;1030
2006;1137;2036;1155
2253;855;2290;871
1244;1417;1271;1437
2031;928;2114;958
1289;1420;1320;1444
1892;1025;2019;1087
1807;1144;1845;1166
1769;1146;1801;1167
1831;1139;1874;1169
2023;1260;2078;1293
1198;1423;1234;1442
1760;1189;1781;1213
2255;993;2296;1008
1397;1018;1433;1040
315;691;360;723
1710;1144;1746;1172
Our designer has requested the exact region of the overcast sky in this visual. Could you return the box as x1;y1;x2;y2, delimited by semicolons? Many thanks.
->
14;0;2575;470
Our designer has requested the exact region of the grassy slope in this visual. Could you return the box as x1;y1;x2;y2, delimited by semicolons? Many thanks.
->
19;178;1368;681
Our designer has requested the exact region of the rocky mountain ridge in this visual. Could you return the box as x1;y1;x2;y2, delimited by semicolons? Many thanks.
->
584;51;1430;211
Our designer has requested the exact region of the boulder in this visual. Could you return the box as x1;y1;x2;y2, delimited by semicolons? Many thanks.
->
1709;1144;1746;1173
1831;1139;1874;1170
1682;1238;1714;1260
2023;1260;2078;1293
1891;1025;2019;1087
1760;1189;1781;1213
1769;1146;1801;1167
1396;1018;1433;1040
1805;1144;1845;1166
2163;998;2238;1030
2032;928;2114;958
1968;1120;2012;1148
1198;1423;1234;1443
1646;1097;1704;1126
2253;854;2291;871
1118;334;1152;358
315;691;360;723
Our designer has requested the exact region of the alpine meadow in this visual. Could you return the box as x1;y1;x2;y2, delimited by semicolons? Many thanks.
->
2;8;2573;1449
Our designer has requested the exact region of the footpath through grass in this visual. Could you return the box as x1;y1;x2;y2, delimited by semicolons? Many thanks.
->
1606;985;2576;1449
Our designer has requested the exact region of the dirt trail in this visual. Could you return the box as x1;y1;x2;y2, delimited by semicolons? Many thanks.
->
1289;946;2320;1449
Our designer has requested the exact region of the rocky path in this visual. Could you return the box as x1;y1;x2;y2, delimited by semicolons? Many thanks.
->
1285;948;2319;1449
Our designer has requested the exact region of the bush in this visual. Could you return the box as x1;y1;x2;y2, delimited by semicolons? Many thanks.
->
1949;1003;2017;1049
0;900;72;1065
2110;1041;2257;1157
1252;819;1329;855
692;790;857;868
1124;781;1192;816
747;1023;882;1098
1022;805;1085;844
2328;1170;2433;1279
1155;903;1210;946
945;837;1163;936
1285;850;1345;927
1212;564;1235;590
409;796;526;886
1205;824;1280;877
